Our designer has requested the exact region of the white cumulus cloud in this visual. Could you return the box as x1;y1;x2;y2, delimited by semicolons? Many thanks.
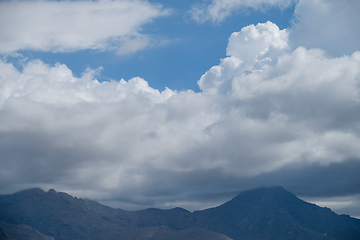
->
199;21;289;95
198;20;360;174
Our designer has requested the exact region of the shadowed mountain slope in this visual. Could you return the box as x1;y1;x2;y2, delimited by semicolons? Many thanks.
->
192;186;360;240
0;188;228;240
0;221;55;240
0;187;359;240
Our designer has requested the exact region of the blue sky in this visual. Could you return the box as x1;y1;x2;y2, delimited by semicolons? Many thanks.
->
10;1;296;91
1;0;360;218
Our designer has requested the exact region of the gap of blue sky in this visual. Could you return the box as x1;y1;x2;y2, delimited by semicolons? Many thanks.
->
12;1;296;92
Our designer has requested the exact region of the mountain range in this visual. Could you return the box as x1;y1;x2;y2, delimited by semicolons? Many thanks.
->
1;186;359;240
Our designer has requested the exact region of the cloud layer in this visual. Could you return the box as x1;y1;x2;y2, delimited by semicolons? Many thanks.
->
0;0;169;54
1;0;360;216
1;16;360;213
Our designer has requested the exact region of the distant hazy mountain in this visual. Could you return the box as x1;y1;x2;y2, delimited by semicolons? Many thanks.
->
0;187;359;240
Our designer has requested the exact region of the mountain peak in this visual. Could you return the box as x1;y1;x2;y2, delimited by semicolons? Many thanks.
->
11;188;46;198
235;186;291;197
216;186;299;209
47;188;57;194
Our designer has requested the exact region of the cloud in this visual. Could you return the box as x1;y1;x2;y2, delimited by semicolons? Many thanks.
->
198;22;360;172
189;0;294;24
1;0;360;217
1;18;360;214
198;21;289;95
289;0;360;56
0;0;170;54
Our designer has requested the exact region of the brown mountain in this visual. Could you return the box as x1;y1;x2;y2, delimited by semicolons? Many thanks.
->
0;187;359;240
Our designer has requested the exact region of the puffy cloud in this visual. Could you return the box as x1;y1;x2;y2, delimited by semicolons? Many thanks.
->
0;57;220;205
0;0;170;53
227;21;289;61
1;19;360;213
289;0;360;56
199;22;360;169
199;21;289;95
189;0;294;23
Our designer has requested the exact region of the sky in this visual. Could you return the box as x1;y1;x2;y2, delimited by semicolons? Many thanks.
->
0;0;360;218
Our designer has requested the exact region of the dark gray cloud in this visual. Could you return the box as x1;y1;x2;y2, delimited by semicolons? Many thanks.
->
92;159;360;212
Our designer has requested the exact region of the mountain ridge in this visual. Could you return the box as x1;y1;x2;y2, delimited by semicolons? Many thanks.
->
1;187;359;240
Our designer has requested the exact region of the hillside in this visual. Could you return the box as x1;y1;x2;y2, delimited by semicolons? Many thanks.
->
0;187;359;240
